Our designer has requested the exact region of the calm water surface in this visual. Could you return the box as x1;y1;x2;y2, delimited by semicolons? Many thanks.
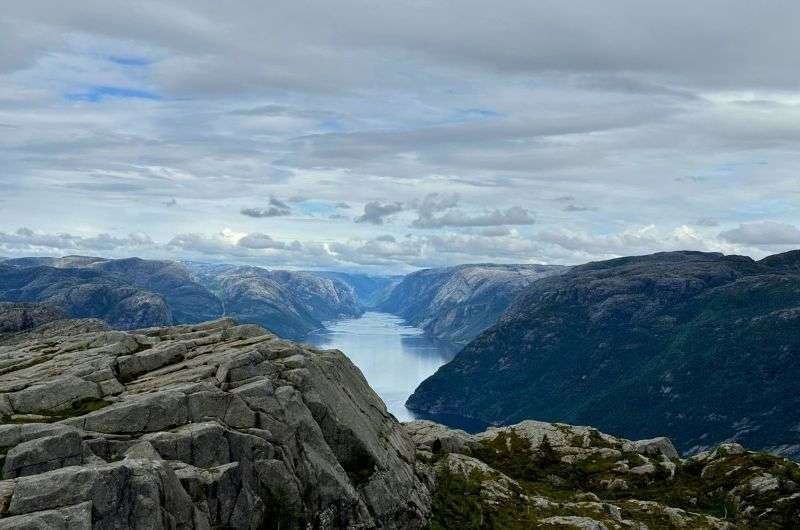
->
305;312;486;431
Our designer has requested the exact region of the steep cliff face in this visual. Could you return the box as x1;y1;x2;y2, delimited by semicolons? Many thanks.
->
0;318;429;529
408;250;800;458
0;263;173;330
189;264;363;340
408;420;800;529
380;264;566;345
315;272;400;309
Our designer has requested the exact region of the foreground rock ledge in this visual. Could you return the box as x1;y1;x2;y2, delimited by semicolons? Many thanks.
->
0;318;429;529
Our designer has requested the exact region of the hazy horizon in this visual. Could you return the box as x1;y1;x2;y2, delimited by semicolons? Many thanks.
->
2;2;800;273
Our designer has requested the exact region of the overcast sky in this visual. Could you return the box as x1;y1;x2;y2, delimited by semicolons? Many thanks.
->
2;1;800;272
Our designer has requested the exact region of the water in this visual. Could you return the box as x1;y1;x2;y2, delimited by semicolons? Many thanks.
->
305;312;488;431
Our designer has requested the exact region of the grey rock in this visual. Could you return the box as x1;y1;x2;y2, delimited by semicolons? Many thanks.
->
0;318;429;529
2;431;83;479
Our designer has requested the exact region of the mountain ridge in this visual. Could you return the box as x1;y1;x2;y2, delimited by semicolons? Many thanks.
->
408;249;800;459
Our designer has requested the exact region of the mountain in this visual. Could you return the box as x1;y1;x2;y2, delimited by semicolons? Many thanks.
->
1;317;796;529
88;257;223;324
2;256;223;325
379;263;567;345
0;318;429;528
315;271;400;308
0;263;173;330
408;250;800;458
0;302;66;333
188;264;363;339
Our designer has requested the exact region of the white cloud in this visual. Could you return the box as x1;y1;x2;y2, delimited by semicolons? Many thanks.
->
719;221;800;246
0;2;799;272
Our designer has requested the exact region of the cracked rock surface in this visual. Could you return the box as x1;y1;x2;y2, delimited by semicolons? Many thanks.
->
0;318;429;529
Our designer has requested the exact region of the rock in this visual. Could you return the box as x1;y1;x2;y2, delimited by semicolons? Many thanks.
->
0;318;428;529
630;437;679;459
403;420;475;454
540;515;609;530
440;453;520;505
2;430;83;479
0;501;92;529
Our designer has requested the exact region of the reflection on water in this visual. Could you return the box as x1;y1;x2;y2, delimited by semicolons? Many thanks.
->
305;312;487;432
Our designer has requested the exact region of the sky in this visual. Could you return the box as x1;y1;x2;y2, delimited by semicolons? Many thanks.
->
1;1;800;273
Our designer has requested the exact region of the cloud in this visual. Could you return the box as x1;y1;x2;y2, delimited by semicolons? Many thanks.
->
563;204;595;212
0;227;153;253
1;2;799;274
237;232;301;251
693;217;719;227
719;221;800;245
476;226;512;237
412;205;535;228
354;201;404;225
268;196;290;209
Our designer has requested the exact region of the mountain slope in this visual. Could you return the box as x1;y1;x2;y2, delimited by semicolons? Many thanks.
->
380;263;566;345
89;257;223;324
408;420;800;529
0;302;66;333
189;264;363;339
0;263;172;329
315;271;400;308
408;250;800;457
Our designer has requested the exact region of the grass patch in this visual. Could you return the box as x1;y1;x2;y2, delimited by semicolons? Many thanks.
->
0;397;112;425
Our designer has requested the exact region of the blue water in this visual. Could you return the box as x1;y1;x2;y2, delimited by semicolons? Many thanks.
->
305;312;488;432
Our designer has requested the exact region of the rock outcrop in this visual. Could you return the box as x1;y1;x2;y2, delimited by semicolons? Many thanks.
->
408;250;800;458
379;264;566;345
0;318;429;529
409;419;800;529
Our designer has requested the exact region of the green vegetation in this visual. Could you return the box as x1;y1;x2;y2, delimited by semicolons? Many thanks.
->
0;397;112;424
427;429;800;529
409;252;800;457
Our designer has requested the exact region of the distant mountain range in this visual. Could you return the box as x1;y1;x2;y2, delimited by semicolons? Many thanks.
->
185;263;364;338
379;263;566;345
408;250;800;458
0;256;390;340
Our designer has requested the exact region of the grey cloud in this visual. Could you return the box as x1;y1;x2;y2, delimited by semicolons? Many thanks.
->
0;227;153;252
237;233;300;250
563;204;597;212
240;197;292;218
412;206;535;228
476;226;512;237
719;221;800;245
354;201;404;225
334;202;351;209
269;196;290;209
693;217;719;227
